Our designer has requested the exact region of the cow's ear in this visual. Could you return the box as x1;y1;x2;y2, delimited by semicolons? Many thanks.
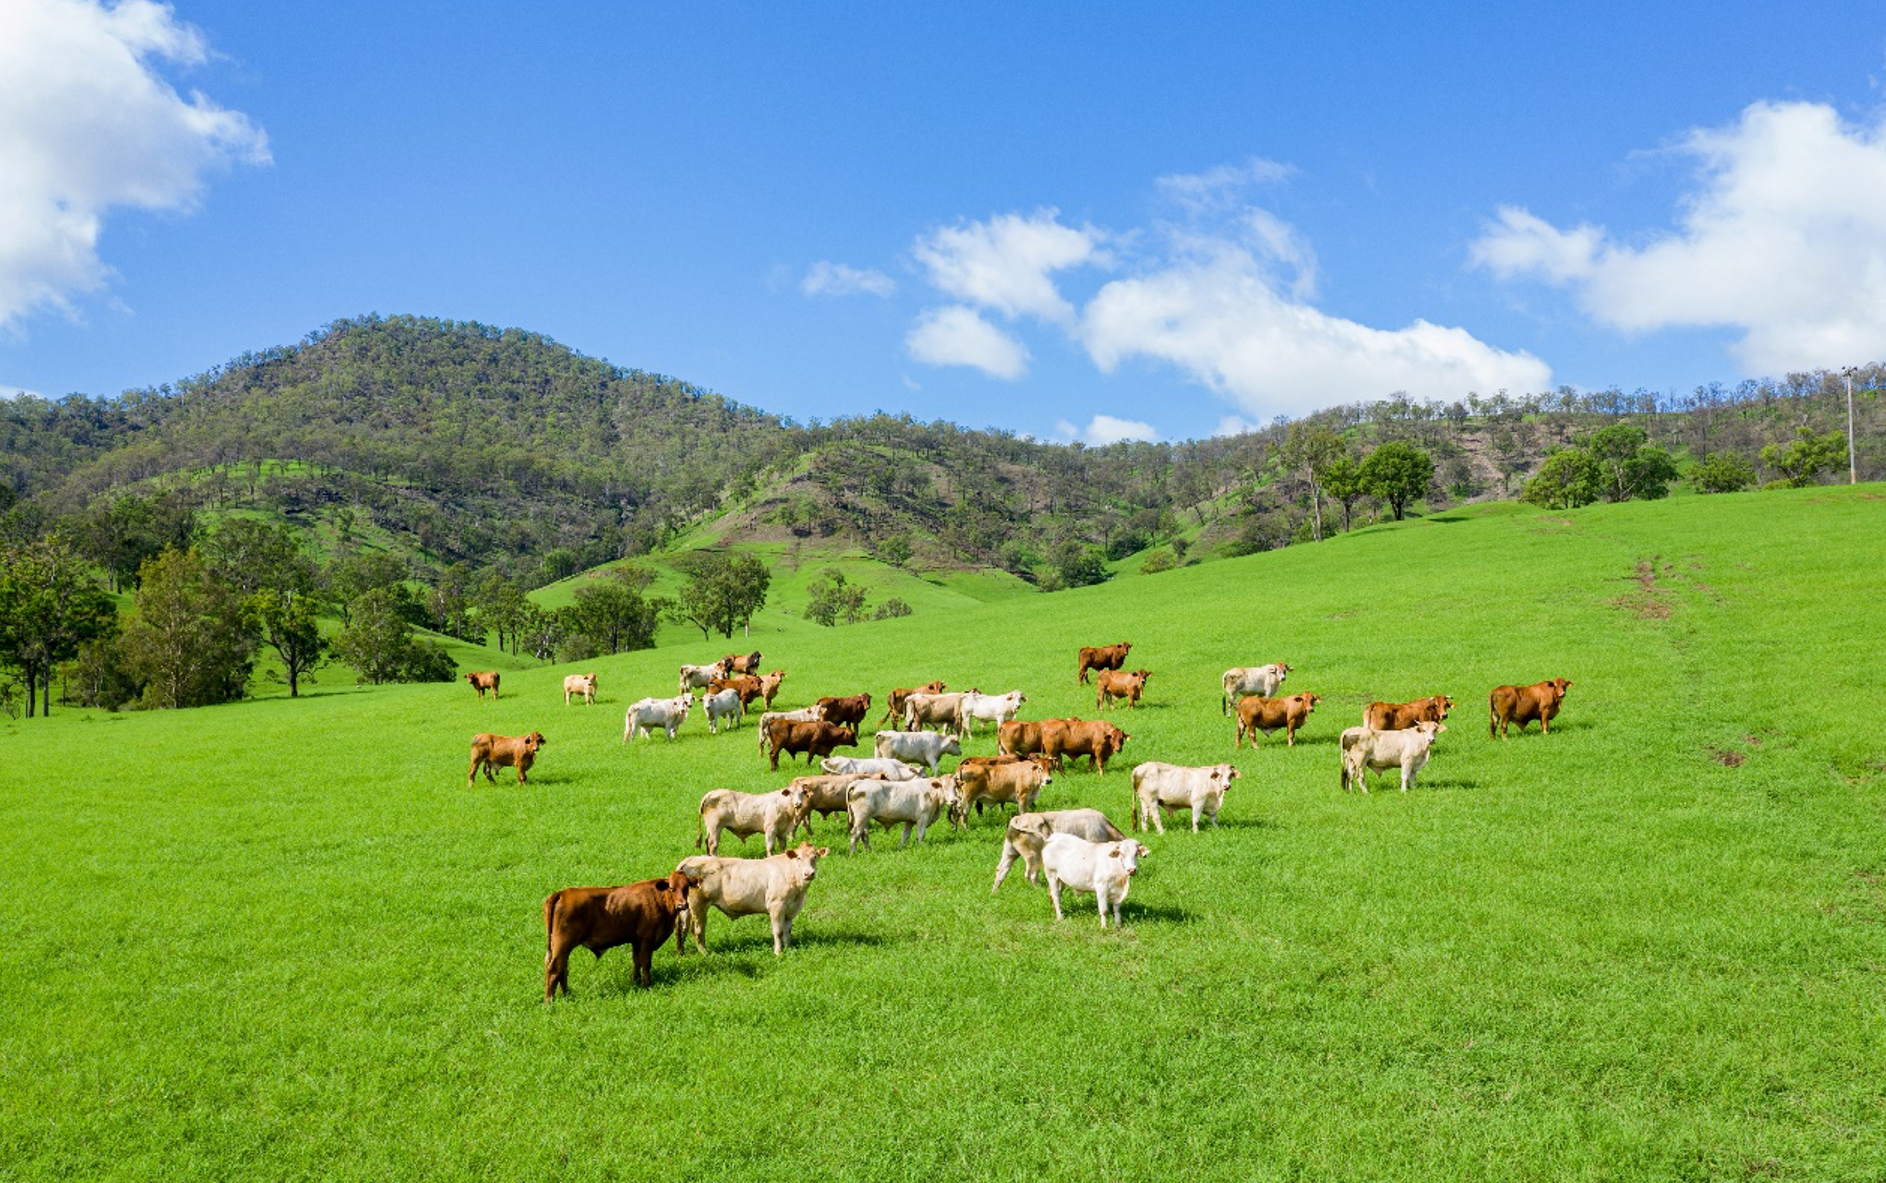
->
816;847;830;857
1108;848;1121;859
785;849;798;859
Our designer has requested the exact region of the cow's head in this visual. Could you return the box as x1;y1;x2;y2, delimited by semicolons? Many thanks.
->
1107;841;1148;876
1218;764;1241;782
782;843;827;883
1300;694;1323;711
1549;678;1572;697
525;732;545;750
781;784;810;814
941;736;963;756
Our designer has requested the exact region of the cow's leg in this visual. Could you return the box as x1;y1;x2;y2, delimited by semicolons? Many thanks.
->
545;940;571;1001
1096;886;1111;927
769;907;788;956
1047;873;1065;920
992;841;1019;893
1150;800;1167;836
632;938;654;988
1192;801;1203;832
900;820;916;847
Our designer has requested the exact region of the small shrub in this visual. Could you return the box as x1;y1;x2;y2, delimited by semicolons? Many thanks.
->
873;597;912;620
1688;451;1755;494
1139;548;1178;575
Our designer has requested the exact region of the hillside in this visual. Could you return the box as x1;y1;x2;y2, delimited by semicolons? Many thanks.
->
5;316;1879;593
3;488;1883;1178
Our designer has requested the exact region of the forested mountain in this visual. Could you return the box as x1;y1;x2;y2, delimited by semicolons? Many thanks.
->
3;314;1880;588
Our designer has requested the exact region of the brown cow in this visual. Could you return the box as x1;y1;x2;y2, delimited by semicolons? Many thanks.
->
766;719;858;771
882;681;947;724
465;670;500;700
759;669;788;708
1363;694;1453;730
1043;719;1131;775
709;674;766;707
956;754;1054;820
543;867;701;999
1096;669;1152;711
720;651;763;676
998;718;1049;758
1076;642;1133;684
1235;693;1321;747
817;693;873;727
469;731;545;786
1489;678;1572;738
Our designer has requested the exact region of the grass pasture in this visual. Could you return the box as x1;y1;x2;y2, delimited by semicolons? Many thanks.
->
4;489;1885;1180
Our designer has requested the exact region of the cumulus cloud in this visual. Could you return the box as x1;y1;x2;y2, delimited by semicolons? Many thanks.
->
1055;414;1160;446
0;0;269;327
1471;100;1886;373
911;209;1106;327
800;260;896;298
895;172;1548;417
1083;237;1550;418
904;305;1030;379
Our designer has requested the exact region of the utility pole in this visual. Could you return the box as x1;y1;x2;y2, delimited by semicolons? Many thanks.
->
1840;366;1859;485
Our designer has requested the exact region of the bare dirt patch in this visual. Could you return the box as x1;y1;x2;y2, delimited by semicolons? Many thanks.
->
1708;748;1746;767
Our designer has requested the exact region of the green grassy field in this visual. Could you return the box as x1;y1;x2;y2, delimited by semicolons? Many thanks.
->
4;489;1885;1180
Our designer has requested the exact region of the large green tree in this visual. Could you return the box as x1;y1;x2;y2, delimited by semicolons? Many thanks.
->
1359;442;1435;521
668;551;771;640
565;578;660;653
118;548;258;709
1281;424;1348;541
1521;448;1603;510
1760;428;1846;488
1587;423;1679;502
334;587;454;685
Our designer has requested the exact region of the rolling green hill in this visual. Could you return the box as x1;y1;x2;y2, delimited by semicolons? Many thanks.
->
2;487;1883;1179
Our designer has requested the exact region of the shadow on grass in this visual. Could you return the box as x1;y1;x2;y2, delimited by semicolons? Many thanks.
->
1120;902;1194;925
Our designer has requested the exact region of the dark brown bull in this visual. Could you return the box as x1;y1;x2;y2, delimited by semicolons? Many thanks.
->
469;731;544;785
543;867;701;999
1235;693;1321;747
766;719;858;771
1076;642;1133;684
1364;695;1453;730
1489;678;1572;738
817;693;873;727
720;651;763;676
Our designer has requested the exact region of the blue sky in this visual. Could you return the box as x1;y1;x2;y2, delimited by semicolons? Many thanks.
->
4;1;1886;444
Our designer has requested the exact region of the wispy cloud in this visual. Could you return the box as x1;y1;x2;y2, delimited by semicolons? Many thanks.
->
801;260;896;298
1156;156;1295;214
0;0;269;328
1472;100;1886;373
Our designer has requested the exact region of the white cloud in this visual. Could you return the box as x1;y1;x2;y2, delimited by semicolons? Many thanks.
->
1055;414;1160;446
904;305;1030;379
1083;237;1550;419
1156;156;1295;214
2;383;45;400
1472;100;1886;373
800;260;896;298
0;0;269;327
911;209;1106;327
1213;414;1257;437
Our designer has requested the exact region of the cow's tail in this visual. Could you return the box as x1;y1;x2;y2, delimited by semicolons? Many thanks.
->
1128;766;1142;831
543;890;561;954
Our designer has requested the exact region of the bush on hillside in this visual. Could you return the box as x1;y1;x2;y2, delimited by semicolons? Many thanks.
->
1760;428;1846;488
1522;448;1603;510
335;587;455;684
1139;548;1178;575
873;597;912;620
1687;451;1756;494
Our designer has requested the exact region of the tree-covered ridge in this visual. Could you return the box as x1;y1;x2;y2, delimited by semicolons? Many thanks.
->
2;315;1879;590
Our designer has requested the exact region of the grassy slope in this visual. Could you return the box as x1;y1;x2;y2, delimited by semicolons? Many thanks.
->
3;489;1884;1180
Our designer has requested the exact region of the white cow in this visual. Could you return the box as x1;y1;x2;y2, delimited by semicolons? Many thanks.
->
1131;762;1241;833
756;706;823;753
991;809;1126;892
624;693;692;742
674;842;828;955
872;730;962;775
957;690;1027;736
562;673;598;705
903;691;972;735
820;756;921;780
1341;721;1445;793
845;776;964;854
679;663;724;696
1041;833;1149;926
696;784;810;856
704;688;744;734
1221;663;1292;714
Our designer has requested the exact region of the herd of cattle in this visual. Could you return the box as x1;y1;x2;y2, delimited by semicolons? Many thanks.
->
469;645;1576;1001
